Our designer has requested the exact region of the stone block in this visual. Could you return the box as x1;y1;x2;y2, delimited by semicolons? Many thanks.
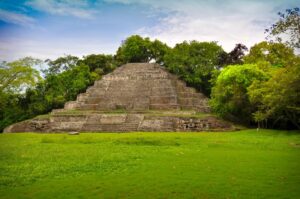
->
100;115;127;124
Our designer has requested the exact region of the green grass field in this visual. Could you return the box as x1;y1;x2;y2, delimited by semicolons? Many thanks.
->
1;129;300;199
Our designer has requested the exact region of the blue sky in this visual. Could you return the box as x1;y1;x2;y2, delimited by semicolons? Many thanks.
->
0;0;298;61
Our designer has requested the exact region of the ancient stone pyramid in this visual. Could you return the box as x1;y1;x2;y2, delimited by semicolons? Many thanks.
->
4;63;233;133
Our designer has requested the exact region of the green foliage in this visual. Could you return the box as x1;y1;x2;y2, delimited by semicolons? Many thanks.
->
164;41;225;95
27;64;98;112
115;35;170;64
148;39;170;64
0;92;28;131
266;7;300;49
0;58;42;131
248;58;300;129
79;54;116;74
0;61;99;132
210;64;269;124
0;57;41;92
244;41;295;67
211;42;298;128
1;130;300;198
44;55;79;75
116;35;152;63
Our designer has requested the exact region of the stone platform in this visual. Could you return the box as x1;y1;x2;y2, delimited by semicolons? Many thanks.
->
4;63;235;133
4;110;234;132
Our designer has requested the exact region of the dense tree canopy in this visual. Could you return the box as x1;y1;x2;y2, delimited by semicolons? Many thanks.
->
44;55;79;75
248;57;300;129
210;64;269;124
164;41;225;95
0;57;41;93
244;41;295;67
210;39;300;128
0;57;43;131
79;54;116;75
0;59;100;132
115;35;170;64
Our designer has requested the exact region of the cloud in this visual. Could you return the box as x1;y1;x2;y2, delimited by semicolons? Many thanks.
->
2;0;298;61
0;37;117;61
105;0;299;51
0;9;35;26
27;0;97;19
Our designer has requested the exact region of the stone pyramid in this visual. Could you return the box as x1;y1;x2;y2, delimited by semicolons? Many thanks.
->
4;63;234;133
64;63;210;112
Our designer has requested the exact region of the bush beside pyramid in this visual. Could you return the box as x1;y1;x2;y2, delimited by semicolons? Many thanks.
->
4;63;234;132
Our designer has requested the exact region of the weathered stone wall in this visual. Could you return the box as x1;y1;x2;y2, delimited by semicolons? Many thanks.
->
4;113;233;133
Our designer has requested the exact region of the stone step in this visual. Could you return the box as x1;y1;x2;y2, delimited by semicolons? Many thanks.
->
180;105;196;110
81;123;139;131
175;81;186;87
64;101;80;110
76;93;89;102
180;105;210;112
149;104;179;110
150;90;176;96
84;97;108;104
149;96;177;104
151;87;177;94
177;92;199;98
177;97;201;105
77;104;100;110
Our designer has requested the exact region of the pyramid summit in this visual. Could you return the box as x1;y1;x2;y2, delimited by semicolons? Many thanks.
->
4;63;234;132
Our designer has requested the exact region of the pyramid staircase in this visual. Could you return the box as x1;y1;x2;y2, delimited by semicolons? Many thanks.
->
63;63;210;112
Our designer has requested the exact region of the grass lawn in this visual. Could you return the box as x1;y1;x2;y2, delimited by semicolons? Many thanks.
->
0;129;300;199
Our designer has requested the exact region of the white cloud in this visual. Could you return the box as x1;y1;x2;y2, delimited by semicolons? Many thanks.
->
2;0;298;61
106;0;299;51
0;9;35;26
0;37;117;61
27;0;97;19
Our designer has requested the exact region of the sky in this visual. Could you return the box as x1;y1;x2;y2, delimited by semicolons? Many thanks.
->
0;0;298;61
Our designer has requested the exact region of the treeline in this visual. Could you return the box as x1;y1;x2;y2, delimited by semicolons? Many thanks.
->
116;36;300;129
0;8;299;131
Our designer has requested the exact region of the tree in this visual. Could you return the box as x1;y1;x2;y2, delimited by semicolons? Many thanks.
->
115;35;152;63
0;57;42;131
248;57;300;129
44;55;79;75
115;35;170;64
79;54;116;75
164;41;225;95
222;43;248;66
0;91;28;132
148;39;170;65
40;63;98;109
244;41;295;67
0;57;41;93
210;64;269;124
0;59;100;132
265;7;300;49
